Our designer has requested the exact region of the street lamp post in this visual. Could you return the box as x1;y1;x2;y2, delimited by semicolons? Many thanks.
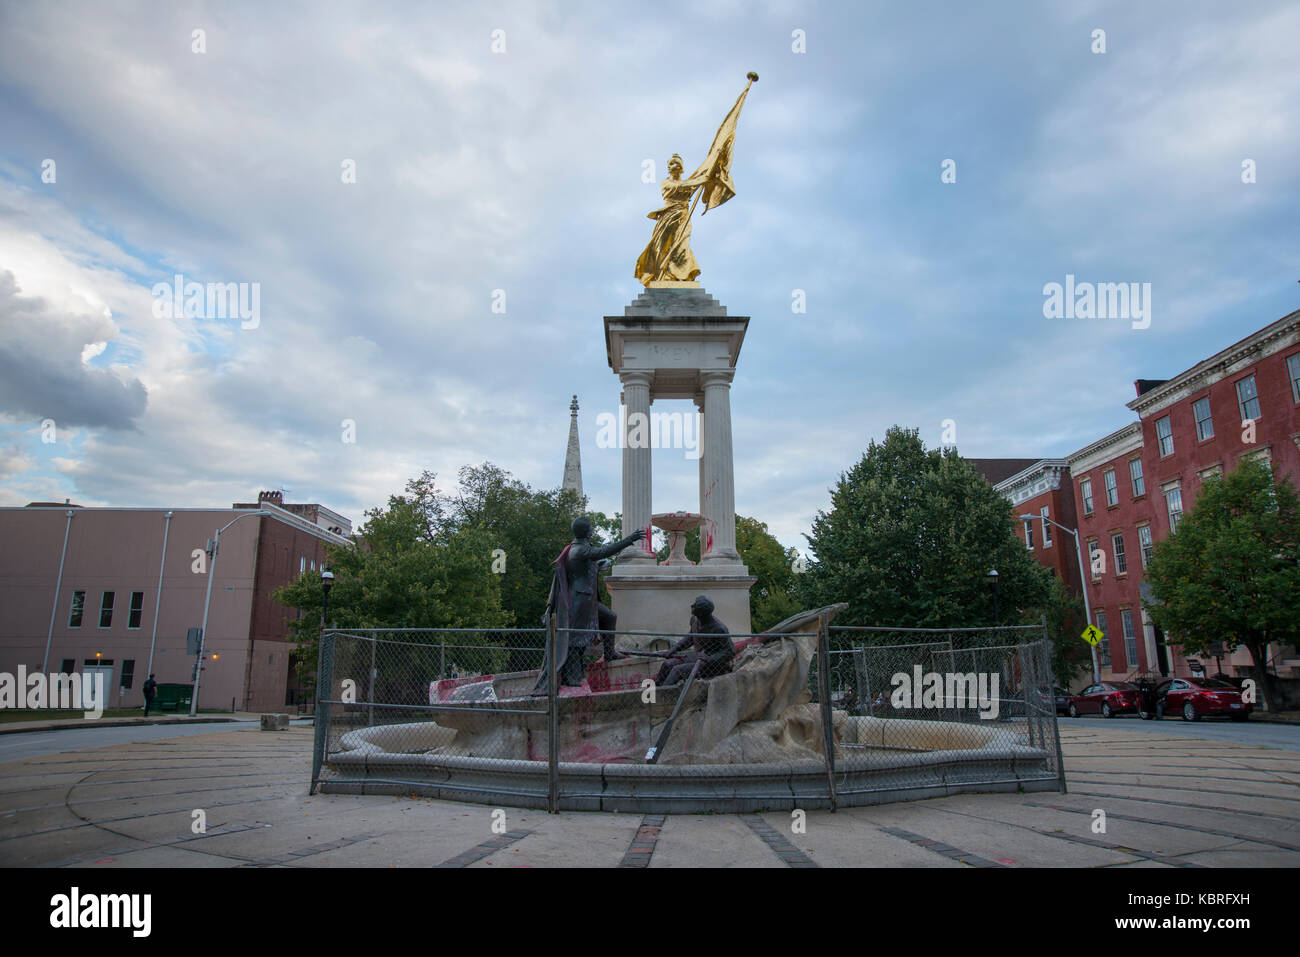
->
986;569;999;629
1021;512;1100;683
321;568;334;631
191;509;272;716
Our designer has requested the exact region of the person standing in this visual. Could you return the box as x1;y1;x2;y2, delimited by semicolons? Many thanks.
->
142;673;158;716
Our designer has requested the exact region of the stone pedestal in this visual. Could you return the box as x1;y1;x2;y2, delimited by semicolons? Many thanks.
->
603;286;754;639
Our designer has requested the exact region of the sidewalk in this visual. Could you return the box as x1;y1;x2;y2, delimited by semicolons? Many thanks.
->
0;710;310;735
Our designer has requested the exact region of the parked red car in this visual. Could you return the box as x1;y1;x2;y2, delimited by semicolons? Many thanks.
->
1067;682;1143;718
1155;678;1252;721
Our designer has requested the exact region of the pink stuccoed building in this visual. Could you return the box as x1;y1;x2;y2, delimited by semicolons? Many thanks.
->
0;491;351;714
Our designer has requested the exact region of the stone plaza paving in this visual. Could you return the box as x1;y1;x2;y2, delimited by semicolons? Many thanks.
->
1;722;1298;868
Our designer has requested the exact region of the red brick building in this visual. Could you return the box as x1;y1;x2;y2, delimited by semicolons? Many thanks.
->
985;308;1300;691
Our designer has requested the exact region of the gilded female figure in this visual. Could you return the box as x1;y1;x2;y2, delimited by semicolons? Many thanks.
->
635;154;706;285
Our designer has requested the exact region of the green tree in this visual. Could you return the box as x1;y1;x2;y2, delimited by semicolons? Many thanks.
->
1143;458;1300;710
1040;572;1091;686
794;427;1054;641
273;472;515;688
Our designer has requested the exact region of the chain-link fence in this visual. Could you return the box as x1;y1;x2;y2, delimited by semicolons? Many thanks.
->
311;616;1065;811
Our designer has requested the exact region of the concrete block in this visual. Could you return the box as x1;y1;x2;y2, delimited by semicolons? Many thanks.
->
260;713;289;731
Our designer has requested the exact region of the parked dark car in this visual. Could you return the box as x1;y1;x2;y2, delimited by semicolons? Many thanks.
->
1067;682;1142;718
1155;678;1252;721
1052;687;1072;715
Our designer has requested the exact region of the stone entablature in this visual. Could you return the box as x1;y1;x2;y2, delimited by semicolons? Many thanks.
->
1126;310;1300;419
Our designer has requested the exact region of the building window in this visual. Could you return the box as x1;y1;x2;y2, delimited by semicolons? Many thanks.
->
1192;396;1214;441
1241;447;1272;473
120;659;135;690
1129;458;1144;496
99;591;115;628
1080;478;1094;515
1023;519;1034;549
1289;353;1300;403
1200;464;1222;483
1088;539;1103;578
128;592;144;629
60;659;75;675
1112;533;1127;574
300;556;306;574
1121;609;1138;668
1040;506;1052;547
69;591;85;628
1103;468;1118;507
1236;374;1261;422
1096;611;1110;667
1164;485;1183;532
1137;525;1154;568
1156;416;1174;456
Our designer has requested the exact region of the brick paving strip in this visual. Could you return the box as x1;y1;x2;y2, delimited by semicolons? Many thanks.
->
250;832;382;867
876;826;1004;868
618;813;665;867
434;829;534;868
1025;802;1300;853
740;814;819;868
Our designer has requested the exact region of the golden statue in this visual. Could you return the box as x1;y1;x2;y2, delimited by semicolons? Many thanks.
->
636;72;758;286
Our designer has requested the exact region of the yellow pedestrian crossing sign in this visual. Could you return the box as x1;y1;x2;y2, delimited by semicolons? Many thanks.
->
1081;625;1103;646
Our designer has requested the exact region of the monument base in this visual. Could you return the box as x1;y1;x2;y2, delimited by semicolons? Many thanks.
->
604;564;756;648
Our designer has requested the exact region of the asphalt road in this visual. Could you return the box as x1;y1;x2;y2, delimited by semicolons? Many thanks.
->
0;719;313;762
1061;713;1300;752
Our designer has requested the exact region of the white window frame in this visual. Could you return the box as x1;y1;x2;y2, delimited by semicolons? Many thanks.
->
1111;533;1127;575
1023;519;1034;550
1040;506;1052;547
1080;478;1094;514
1137;524;1154;569
1103;468;1118;507
1129;458;1144;496
1121;609;1138;668
1192;396;1214;441
1156;416;1174;456
1164;483;1183;532
1288;353;1300;403
1236;374;1261;422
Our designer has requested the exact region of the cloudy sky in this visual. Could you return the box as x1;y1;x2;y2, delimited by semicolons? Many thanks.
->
1;0;1297;549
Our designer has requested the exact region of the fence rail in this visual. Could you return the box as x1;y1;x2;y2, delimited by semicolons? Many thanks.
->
310;619;1065;811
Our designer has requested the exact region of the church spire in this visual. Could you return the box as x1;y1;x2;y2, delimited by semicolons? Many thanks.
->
562;395;583;497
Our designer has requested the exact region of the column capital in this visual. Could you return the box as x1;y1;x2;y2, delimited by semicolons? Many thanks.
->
620;370;654;389
699;369;734;389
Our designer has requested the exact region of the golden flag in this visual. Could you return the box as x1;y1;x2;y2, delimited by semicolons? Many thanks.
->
689;75;755;213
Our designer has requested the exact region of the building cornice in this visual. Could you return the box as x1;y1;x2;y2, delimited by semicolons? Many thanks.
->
1066;422;1143;476
993;458;1071;505
1126;310;1300;418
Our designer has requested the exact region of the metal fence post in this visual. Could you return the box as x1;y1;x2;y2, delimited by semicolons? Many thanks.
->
310;629;335;794
367;637;376;727
816;612;838;810
547;614;559;814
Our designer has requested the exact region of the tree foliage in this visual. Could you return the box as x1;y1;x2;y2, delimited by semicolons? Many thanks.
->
1144;458;1300;709
793;427;1057;642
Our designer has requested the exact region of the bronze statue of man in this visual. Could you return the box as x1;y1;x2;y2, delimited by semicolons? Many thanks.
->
532;516;647;693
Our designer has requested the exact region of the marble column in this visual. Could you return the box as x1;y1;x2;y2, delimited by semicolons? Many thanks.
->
700;370;740;563
620;371;656;563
